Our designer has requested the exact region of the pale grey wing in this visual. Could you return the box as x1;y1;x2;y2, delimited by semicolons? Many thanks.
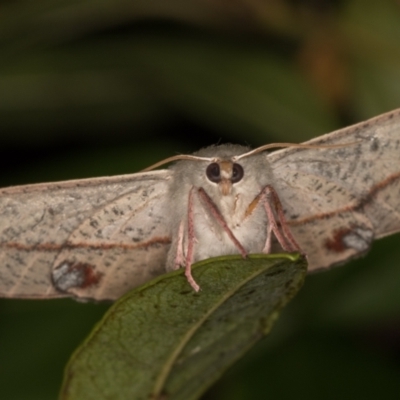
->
0;170;172;301
267;108;400;271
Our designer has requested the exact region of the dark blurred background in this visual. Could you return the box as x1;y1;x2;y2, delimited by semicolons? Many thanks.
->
1;0;400;399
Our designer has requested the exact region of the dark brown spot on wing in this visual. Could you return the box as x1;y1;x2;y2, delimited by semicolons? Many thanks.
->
52;261;103;292
325;228;353;252
325;226;373;253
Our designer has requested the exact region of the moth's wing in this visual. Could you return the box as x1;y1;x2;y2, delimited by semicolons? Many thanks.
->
0;170;172;301
267;108;400;271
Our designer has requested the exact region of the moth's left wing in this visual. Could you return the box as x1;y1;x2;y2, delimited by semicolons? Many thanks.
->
267;109;400;271
0;170;172;301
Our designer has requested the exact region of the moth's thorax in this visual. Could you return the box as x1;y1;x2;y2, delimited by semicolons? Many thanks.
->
191;189;268;262
204;181;257;225
166;144;276;267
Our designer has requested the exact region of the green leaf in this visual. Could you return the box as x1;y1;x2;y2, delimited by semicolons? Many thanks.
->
60;253;306;400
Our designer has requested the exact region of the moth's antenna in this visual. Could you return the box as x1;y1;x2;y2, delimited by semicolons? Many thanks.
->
233;141;360;161
143;141;361;170
142;154;213;172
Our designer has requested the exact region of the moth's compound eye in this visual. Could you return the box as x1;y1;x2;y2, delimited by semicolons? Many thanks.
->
206;163;221;183
231;163;244;183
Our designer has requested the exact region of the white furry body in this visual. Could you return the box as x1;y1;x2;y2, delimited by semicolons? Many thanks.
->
166;144;274;274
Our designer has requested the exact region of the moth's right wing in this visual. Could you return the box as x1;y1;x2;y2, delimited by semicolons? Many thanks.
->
0;170;172;301
267;109;400;272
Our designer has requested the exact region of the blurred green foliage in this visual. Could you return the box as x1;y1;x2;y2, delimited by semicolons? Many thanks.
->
0;0;400;399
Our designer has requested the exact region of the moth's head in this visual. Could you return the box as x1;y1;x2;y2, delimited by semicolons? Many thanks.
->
190;144;254;196
203;160;244;196
165;144;273;197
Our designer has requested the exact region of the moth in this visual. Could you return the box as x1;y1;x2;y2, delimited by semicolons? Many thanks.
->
0;109;399;300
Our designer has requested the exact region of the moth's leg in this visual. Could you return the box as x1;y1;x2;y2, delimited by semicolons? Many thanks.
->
261;185;301;252
184;186;249;292
263;223;273;253
262;193;291;251
173;220;185;270
242;185;301;253
244;190;288;252
184;187;200;292
197;187;247;257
